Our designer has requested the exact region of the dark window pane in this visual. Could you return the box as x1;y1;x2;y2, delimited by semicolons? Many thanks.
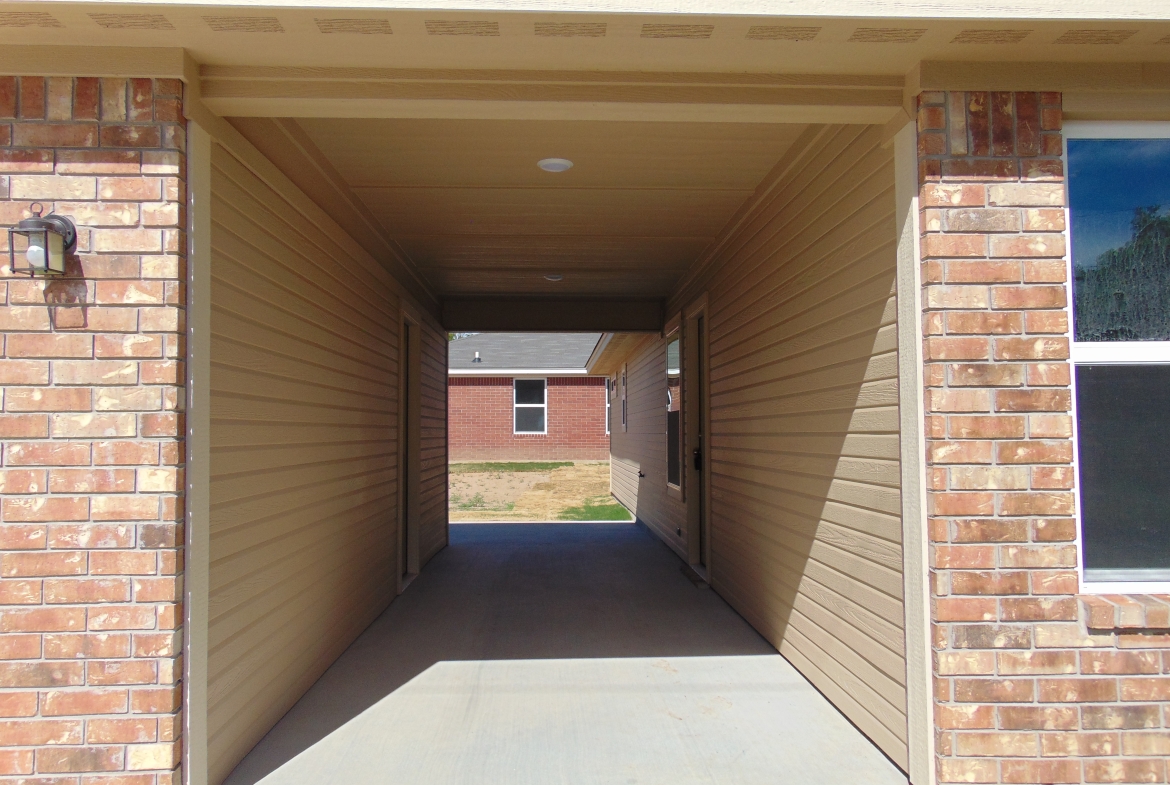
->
515;379;545;404
1077;364;1170;579
666;338;682;486
667;411;681;486
515;407;545;433
1069;138;1170;341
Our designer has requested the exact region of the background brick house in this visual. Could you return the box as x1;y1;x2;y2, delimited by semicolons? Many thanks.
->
448;333;610;461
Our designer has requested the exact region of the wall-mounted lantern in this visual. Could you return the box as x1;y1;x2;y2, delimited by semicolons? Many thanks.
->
8;203;76;277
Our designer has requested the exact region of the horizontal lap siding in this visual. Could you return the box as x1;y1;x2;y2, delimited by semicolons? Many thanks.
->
419;321;448;565
610;338;688;558
669;125;908;765
207;142;403;784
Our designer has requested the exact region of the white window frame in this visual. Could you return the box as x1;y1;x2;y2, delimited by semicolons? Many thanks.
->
621;364;627;432
1064;121;1170;594
606;378;611;435
513;377;547;435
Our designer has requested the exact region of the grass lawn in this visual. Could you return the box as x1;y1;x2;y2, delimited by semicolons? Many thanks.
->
559;497;634;521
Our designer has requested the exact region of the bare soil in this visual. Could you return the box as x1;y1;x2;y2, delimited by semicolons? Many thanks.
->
449;461;627;522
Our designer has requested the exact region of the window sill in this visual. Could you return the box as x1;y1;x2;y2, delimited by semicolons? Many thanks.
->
1080;594;1170;634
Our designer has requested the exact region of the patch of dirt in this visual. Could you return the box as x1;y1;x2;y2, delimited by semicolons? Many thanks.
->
449;461;620;521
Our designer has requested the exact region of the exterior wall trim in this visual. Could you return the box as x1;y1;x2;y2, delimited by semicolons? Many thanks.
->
183;119;212;785
895;121;936;785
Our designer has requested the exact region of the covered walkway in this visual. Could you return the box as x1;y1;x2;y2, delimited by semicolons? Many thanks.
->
224;523;907;785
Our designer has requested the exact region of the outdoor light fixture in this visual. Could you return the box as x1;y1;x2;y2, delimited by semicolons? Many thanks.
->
8;203;76;277
545;274;564;281
537;158;573;173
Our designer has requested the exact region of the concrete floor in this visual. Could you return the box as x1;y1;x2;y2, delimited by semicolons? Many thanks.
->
225;523;908;785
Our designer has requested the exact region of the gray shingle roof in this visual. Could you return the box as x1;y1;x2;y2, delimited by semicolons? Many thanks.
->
448;333;602;371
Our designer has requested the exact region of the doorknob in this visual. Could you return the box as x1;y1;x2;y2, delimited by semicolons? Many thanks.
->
693;449;703;471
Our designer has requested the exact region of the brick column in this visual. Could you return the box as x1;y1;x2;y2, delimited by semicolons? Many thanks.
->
919;92;1170;784
0;77;185;783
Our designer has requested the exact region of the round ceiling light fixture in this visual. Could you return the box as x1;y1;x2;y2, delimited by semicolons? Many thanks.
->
544;273;564;282
537;158;573;173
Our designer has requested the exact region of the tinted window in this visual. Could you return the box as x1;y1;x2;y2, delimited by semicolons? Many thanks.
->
667;338;681;486
515;406;545;433
1076;364;1170;579
515;379;545;405
1069;138;1170;342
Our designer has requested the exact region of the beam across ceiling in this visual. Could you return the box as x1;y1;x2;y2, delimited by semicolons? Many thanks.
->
200;66;904;124
442;297;663;332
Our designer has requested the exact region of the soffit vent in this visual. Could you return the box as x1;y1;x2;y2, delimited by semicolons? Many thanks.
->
89;13;174;30
848;27;926;43
952;29;1031;44
535;22;606;37
1054;29;1136;44
316;18;393;34
746;25;819;41
203;16;285;33
0;12;63;28
641;23;714;39
426;20;500;36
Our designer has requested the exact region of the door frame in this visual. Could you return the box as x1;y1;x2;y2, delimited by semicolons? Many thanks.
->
683;293;711;576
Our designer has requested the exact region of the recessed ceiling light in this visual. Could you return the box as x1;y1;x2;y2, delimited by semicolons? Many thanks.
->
537;158;573;173
545;273;564;281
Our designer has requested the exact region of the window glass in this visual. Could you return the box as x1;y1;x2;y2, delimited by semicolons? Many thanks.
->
667;337;681;486
515;406;546;433
1076;365;1170;580
514;379;546;433
515;379;545;405
1069;138;1170;342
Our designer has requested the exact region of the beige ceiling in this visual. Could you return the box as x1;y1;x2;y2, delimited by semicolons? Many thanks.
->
293;118;807;297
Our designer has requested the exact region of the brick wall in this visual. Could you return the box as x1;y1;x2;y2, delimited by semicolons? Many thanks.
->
918;91;1170;783
448;376;609;461
0;77;185;783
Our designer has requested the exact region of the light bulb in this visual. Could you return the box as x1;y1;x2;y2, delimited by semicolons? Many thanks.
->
25;242;46;270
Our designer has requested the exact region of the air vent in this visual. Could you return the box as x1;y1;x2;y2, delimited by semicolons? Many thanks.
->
425;20;500;36
0;12;63;28
203;16;284;33
848;27;926;43
316;18;392;34
1054;29;1136;44
641;24;714;39
746;25;819;41
89;13;174;30
535;22;606;37
951;29;1031;44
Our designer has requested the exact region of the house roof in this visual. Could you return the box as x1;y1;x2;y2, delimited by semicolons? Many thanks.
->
449;333;602;375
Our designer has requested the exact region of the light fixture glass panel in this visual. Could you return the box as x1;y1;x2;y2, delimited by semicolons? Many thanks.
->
46;230;64;274
515;407;545;433
1068;138;1170;342
1076;364;1170;580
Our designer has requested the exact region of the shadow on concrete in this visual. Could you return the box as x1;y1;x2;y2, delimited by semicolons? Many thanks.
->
225;522;769;784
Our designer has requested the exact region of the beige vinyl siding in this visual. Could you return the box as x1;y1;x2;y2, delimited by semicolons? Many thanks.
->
206;139;447;784
418;321;449;563
610;337;688;558
650;124;907;764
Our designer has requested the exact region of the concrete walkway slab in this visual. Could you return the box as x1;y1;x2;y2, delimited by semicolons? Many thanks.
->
225;523;908;785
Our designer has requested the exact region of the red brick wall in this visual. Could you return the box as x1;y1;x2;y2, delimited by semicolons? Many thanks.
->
0;77;185;783
918;91;1170;784
448;376;609;461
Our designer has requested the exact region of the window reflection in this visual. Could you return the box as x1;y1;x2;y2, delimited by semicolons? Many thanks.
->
1069;138;1170;341
666;338;681;487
